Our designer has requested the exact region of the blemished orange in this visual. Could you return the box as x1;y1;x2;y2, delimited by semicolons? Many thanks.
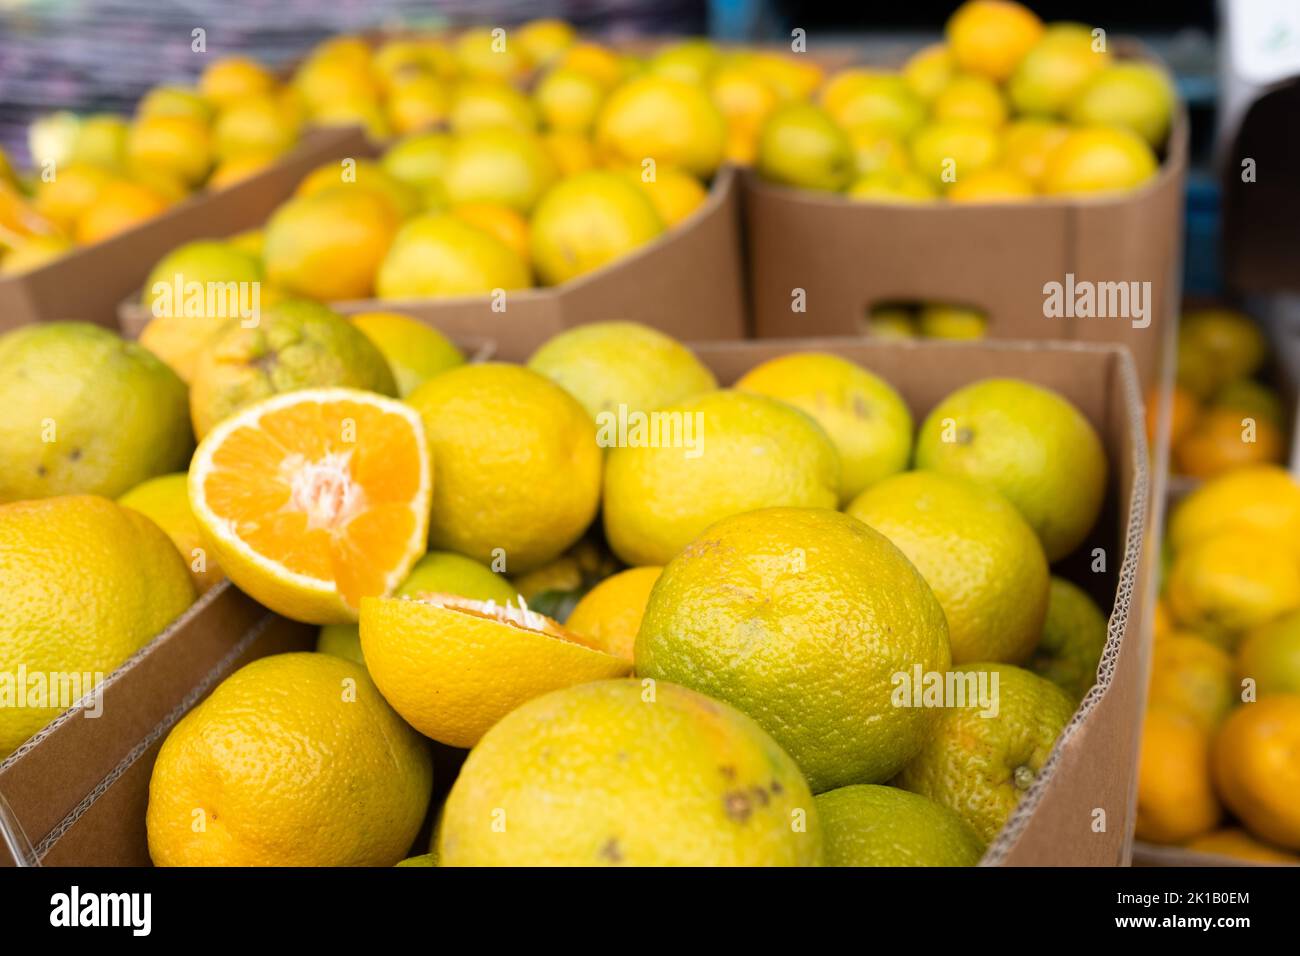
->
1134;707;1221;845
1212;694;1300;850
188;388;431;624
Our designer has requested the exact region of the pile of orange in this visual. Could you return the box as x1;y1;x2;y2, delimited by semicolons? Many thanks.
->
1139;466;1300;863
753;0;1175;202
0;56;306;273
1148;306;1288;480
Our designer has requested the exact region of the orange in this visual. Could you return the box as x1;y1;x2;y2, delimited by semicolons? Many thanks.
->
564;566;662;661
902;44;956;102
262;187;401;301
359;594;630;747
999;118;1068;186
946;167;1034;202
199;57;275;109
188;388;431;624
450;202;531;263
1238;610;1300;697
74;180;170;244
1213;694;1300;850
1147;634;1236;730
1134;707;1221;845
1153;597;1174;642
1145;383;1199;447
1174;408;1284;479
127;114;213;186
931;73;1008;127
1040;126;1158;197
945;1;1044;82
1186;828;1300;864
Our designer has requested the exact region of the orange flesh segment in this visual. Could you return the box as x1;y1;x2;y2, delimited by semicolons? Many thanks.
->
202;397;423;608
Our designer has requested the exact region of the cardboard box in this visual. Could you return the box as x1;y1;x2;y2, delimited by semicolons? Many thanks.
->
743;51;1187;389
0;127;369;332
117;164;748;359
0;583;315;867
0;338;1148;867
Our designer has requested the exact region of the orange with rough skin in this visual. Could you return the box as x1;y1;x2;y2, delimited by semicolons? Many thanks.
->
0;495;195;758
406;363;602;574
146;652;432;867
637;507;951;792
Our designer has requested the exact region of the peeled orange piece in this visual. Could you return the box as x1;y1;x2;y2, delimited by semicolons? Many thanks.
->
360;593;632;747
189;388;431;624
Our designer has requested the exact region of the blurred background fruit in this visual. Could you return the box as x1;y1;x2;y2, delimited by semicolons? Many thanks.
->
527;320;717;423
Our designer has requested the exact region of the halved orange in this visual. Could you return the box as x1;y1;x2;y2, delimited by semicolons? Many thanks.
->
359;593;631;747
189;388;431;624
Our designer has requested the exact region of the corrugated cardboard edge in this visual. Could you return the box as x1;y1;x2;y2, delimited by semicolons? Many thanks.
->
116;166;748;356
0;127;369;330
24;613;278;864
983;345;1148;865
0;582;311;866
